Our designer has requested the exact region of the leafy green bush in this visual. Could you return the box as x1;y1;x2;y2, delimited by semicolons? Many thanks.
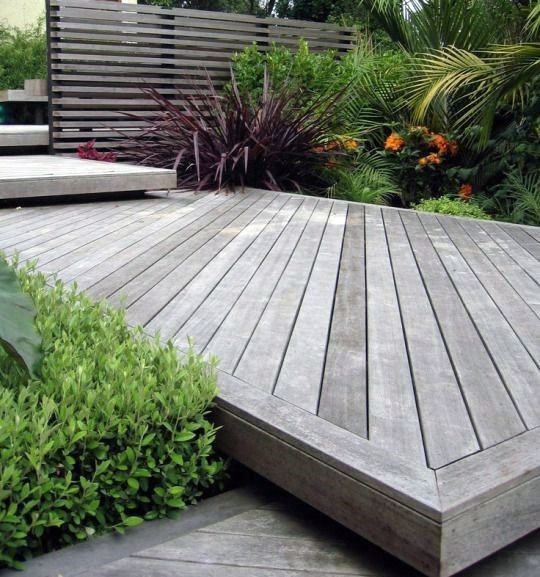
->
0;261;225;569
231;40;355;106
413;196;491;220
0;21;47;90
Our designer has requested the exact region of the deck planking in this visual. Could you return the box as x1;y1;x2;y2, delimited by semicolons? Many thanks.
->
2;189;538;577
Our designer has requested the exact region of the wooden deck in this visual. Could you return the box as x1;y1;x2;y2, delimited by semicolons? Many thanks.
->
0;155;176;199
1;189;538;577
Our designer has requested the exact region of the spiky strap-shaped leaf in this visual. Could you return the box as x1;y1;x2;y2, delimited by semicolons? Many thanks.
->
0;257;42;378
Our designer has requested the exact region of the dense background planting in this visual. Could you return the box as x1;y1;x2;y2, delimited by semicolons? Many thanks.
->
0;20;47;90
0;261;225;569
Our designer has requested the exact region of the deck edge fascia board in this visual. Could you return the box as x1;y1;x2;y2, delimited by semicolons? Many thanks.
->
0;173;177;199
213;405;443;577
215;370;441;519
439;475;540;577
436;427;540;520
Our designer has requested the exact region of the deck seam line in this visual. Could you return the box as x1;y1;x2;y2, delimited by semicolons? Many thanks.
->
416;214;527;430
136;193;278;329
225;197;318;374
270;200;333;397
185;197;304;353
398;211;483;450
436;215;540;368
169;195;297;344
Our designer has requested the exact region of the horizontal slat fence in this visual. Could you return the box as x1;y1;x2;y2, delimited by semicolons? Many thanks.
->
47;0;355;155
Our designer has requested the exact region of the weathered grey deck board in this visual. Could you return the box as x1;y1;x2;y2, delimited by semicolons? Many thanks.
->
0;201;116;246
2;190;538;577
383;209;478;469
319;204;367;437
364;205;425;465
480;220;540;284
502;223;540;260
136;531;386;574
33;201;173;270
458;218;540;316
6;200;149;257
113;192;266;312
72;194;212;290
172;197;302;352
205;197;318;374
400;211;525;448
87;193;234;299
234;199;331;392
438;215;540;362
148;194;290;341
419;213;540;429
46;201;180;281
274;202;347;413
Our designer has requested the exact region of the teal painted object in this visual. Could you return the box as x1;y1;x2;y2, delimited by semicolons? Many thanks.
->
0;104;7;124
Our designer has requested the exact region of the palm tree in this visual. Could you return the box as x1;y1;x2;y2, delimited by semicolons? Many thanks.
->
360;1;540;143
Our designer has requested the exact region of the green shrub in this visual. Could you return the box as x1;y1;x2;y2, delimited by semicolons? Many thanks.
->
0;21;47;90
0;261;225;569
413;196;491;220
231;40;355;105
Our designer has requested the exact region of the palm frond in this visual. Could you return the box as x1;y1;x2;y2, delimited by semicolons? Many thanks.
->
330;150;401;205
409;43;540;143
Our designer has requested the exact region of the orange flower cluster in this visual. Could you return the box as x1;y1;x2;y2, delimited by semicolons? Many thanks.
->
458;183;473;200
343;138;359;152
418;153;442;166
384;133;405;151
429;134;458;156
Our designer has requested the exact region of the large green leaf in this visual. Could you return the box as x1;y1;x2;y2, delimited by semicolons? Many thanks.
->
0;257;42;378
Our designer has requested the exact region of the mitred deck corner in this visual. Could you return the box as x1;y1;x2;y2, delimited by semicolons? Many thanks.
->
1;189;538;577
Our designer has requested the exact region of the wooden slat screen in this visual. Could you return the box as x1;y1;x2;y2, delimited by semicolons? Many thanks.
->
46;0;355;155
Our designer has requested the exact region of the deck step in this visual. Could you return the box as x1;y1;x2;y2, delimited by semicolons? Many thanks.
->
0;155;177;199
0;126;49;150
2;485;537;577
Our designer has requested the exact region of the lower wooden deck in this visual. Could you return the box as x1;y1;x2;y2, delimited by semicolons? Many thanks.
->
1;189;538;576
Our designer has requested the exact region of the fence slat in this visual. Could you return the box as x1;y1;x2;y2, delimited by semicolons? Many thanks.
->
47;0;355;155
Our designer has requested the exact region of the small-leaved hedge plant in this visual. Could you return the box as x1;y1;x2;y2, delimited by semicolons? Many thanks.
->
413;196;491;220
0;260;226;569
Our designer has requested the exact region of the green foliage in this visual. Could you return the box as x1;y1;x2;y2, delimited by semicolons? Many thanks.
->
231;40;355;108
0;262;225;569
482;169;540;226
340;43;410;144
0;21;47;90
413;196;492;220
0;257;42;379
329;150;400;205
